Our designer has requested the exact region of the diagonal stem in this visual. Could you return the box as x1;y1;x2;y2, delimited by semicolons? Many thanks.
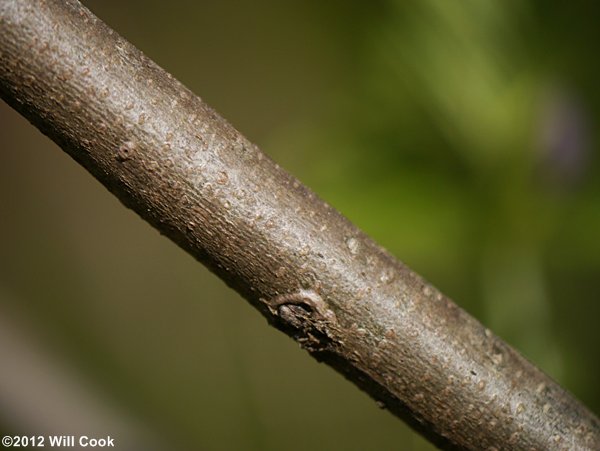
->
1;0;598;448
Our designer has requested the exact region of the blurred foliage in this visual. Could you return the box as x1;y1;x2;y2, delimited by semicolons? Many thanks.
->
0;1;598;450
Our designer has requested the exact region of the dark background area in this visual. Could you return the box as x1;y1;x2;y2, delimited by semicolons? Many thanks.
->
1;1;599;449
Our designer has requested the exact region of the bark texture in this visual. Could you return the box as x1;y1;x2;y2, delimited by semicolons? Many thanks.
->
1;0;599;449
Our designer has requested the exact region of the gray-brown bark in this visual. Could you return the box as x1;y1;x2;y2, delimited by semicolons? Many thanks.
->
0;0;598;449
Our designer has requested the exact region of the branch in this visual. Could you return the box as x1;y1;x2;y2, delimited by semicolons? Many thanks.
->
1;1;598;449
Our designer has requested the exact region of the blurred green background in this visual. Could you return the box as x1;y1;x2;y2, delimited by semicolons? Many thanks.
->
1;0;599;449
